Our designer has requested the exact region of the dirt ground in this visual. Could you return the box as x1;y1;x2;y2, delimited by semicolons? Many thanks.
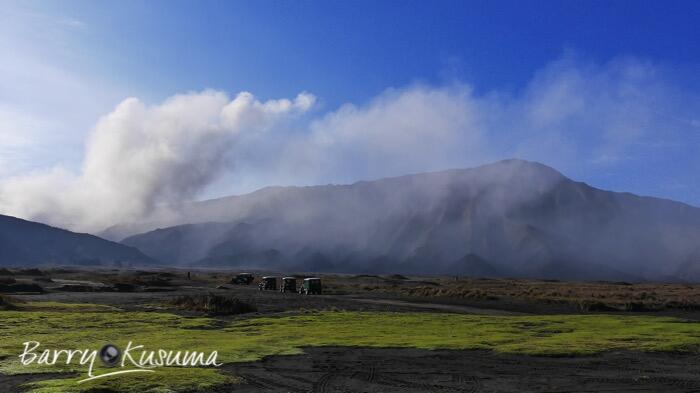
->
5;267;700;392
224;347;700;393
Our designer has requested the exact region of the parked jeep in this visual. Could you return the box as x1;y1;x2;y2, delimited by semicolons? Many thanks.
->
299;278;322;295
280;277;297;292
231;273;254;285
258;276;277;291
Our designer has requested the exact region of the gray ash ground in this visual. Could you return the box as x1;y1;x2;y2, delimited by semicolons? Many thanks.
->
223;347;700;393
0;370;74;393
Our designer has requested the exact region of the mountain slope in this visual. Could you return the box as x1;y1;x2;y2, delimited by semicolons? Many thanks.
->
121;160;700;281
0;214;154;266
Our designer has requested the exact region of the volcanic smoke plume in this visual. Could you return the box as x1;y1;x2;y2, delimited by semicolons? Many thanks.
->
0;90;315;232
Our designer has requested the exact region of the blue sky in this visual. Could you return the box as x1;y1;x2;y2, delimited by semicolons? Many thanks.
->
10;0;699;105
0;0;699;231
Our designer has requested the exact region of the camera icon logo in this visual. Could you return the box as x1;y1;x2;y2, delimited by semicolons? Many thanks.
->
99;344;121;367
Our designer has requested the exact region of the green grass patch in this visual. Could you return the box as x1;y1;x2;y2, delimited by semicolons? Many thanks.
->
25;368;235;393
1;307;700;392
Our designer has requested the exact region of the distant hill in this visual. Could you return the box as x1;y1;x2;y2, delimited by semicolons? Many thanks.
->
0;214;154;267
120;159;700;281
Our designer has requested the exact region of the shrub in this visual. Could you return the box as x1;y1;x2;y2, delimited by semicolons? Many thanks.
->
624;302;654;312
137;277;173;287
16;268;44;276
0;277;16;285
0;294;22;310
0;283;44;293
111;283;137;292
55;284;96;292
170;294;257;316
577;300;616;312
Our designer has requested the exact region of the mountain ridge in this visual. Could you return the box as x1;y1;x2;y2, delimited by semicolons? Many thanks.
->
0;213;154;267
104;160;568;240
120;159;700;281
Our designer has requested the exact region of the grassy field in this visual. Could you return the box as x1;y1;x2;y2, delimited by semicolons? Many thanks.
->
336;275;700;311
3;303;700;392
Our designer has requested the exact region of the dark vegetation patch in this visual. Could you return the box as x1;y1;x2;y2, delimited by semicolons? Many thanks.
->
111;283;137;292
55;284;101;292
143;287;176;292
0;277;16;285
352;274;379;279
81;270;188;291
403;287;500;300
135;275;174;287
384;278;700;312
0;283;44;293
0;294;23;310
577;301;617;312
15;268;44;276
51;268;77;274
169;294;257;316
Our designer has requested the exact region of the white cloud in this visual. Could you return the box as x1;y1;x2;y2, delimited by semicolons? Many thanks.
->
227;56;698;191
262;85;489;184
